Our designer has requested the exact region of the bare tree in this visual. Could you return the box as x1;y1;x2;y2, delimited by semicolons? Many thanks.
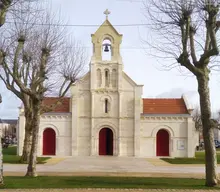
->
0;0;37;26
144;0;220;186
0;0;42;163
0;9;86;176
0;0;33;184
0;0;13;186
0;0;40;164
193;106;219;133
193;107;203;132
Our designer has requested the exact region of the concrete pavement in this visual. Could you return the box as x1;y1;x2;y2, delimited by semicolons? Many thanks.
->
2;157;220;191
3;156;220;178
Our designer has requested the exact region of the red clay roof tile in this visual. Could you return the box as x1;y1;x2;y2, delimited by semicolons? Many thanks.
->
42;97;188;114
42;97;70;113
142;98;188;114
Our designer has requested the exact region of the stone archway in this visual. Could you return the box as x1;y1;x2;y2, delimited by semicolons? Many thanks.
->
99;128;113;156
43;128;56;155
156;129;169;156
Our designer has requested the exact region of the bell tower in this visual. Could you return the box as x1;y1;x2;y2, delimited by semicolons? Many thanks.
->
91;9;122;63
90;9;123;90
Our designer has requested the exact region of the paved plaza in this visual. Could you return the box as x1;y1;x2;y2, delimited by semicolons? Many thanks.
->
3;156;220;178
3;156;220;191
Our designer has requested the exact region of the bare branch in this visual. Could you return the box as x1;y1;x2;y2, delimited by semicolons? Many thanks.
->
144;0;220;186
0;0;12;27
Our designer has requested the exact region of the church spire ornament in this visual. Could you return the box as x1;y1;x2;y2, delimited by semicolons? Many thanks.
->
104;9;111;20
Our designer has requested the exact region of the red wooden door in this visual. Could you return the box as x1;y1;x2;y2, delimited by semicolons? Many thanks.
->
156;129;169;156
99;128;107;155
106;128;113;155
99;128;113;156
43;128;56;155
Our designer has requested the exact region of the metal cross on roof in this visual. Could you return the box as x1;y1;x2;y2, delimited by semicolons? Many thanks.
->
104;9;111;19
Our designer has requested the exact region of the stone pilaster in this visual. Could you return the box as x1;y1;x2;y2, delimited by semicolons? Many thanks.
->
117;64;123;90
118;91;122;156
187;117;194;157
117;63;124;156
71;84;79;156
17;109;25;156
90;61;96;89
90;91;96;155
134;86;143;157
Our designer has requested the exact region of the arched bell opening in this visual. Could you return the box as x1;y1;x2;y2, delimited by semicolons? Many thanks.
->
102;39;112;61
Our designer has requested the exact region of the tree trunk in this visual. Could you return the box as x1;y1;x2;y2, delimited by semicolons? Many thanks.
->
0;97;3;185
197;72;220;186
0;136;3;186
20;110;33;163
25;99;40;177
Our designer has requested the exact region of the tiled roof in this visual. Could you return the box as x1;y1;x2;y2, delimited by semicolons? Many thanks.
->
42;97;70;113
41;97;188;114
142;98;188;114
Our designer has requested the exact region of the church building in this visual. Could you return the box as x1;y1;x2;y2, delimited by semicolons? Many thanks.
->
17;11;199;158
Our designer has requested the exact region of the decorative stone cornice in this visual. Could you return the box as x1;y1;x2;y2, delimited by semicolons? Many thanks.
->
41;114;71;120
80;116;118;119
79;116;134;119
141;116;187;121
94;88;118;94
95;62;122;66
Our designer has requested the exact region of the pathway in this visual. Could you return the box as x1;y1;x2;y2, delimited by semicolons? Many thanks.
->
3;156;220;178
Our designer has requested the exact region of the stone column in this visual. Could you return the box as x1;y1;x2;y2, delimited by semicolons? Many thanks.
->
109;70;112;88
101;70;105;88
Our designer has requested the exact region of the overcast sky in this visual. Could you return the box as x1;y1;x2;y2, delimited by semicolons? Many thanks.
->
0;0;220;119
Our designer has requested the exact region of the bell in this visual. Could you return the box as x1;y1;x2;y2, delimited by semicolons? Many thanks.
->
104;44;109;52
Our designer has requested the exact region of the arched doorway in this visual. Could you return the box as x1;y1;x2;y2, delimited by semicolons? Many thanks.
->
156;129;169;156
99;128;113;155
43;128;56;155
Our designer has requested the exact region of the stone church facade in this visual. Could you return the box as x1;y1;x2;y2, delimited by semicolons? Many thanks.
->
17;15;199;158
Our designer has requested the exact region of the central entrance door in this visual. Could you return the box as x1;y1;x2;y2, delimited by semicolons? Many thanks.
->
99;128;113;155
156;129;169;156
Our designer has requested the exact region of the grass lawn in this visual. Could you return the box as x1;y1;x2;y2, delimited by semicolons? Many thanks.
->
0;176;219;189
161;152;220;164
3;146;50;164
